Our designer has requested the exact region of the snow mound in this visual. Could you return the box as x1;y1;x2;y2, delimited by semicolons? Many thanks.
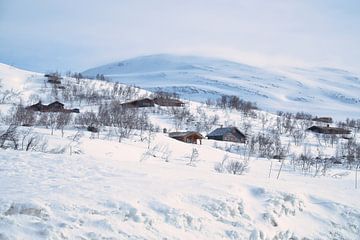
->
3;202;50;220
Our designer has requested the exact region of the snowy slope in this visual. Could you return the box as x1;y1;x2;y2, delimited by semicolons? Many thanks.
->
1;62;360;239
0;63;45;103
1;131;360;240
0;63;42;90
83;54;360;119
0;63;148;111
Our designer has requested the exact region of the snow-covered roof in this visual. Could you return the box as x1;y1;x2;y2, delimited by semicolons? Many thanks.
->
307;126;351;135
207;127;244;138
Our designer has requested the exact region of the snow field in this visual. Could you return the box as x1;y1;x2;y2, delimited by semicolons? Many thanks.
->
0;61;360;239
0;130;359;239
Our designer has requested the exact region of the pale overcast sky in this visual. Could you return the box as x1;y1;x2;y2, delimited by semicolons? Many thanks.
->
0;0;359;72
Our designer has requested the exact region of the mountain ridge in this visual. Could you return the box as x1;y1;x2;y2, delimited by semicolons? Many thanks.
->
83;54;360;119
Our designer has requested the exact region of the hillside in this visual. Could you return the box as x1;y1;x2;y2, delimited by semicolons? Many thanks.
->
0;63;43;98
83;54;360;120
0;63;360;239
1;132;360;239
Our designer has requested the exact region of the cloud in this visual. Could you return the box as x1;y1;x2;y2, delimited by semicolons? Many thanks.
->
0;0;359;72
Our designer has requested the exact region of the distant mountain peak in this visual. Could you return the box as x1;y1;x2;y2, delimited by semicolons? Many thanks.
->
84;55;359;119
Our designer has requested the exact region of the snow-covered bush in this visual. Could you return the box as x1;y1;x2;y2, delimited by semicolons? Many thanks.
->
225;160;249;175
0;125;52;153
215;154;249;175
0;80;21;104
187;148;199;166
140;144;172;162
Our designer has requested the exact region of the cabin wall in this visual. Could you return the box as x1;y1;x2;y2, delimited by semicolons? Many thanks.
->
223;133;239;142
171;135;200;144
207;136;223;141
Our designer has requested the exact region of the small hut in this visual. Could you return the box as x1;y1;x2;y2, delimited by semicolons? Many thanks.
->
307;126;351;135
169;131;203;144
154;97;184;107
25;101;80;113
47;101;65;111
44;74;62;84
207;127;246;143
121;98;155;108
312;117;333;124
25;101;46;111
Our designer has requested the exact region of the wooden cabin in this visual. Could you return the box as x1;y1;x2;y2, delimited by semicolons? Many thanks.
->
307;126;351;135
26;101;80;113
47;101;65;111
121;98;155;108
72;108;80;113
44;74;62;84
207;127;246;143
87;126;99;133
312;117;333;124
63;108;80;113
169;131;203;144
153;97;185;107
25;101;46;112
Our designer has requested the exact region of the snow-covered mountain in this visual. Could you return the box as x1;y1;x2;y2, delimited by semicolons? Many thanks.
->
1;62;360;239
84;54;360;119
0;63;42;90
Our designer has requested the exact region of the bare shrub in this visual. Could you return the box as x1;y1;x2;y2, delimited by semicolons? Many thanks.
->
0;126;48;153
75;111;98;127
0;84;21;104
214;154;229;173
215;95;258;115
187;148;199;166
19;128;42;151
171;106;195;129
56;112;72;137
12;104;36;126
225;160;249;175
0;125;18;149
215;154;249;175
140;144;172;162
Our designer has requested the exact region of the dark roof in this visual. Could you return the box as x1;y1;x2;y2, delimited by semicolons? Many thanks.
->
169;131;203;138
121;98;155;108
25;101;79;113
133;97;153;101
312;117;333;123
124;98;154;104
207;127;245;138
25;101;44;111
153;97;184;106
307;126;351;135
44;74;63;79
30;101;43;107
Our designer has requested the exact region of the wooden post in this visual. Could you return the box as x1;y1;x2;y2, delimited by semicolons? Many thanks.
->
356;163;359;189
